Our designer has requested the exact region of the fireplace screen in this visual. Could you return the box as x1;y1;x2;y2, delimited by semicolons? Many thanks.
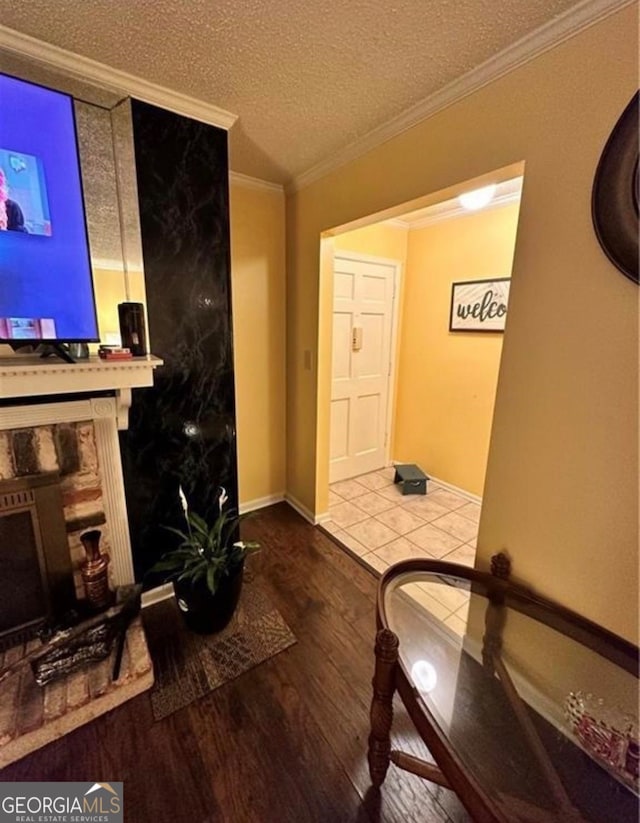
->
0;474;75;648
0;508;49;635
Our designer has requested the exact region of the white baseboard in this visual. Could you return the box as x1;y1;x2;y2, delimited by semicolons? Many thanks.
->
284;493;319;524
389;461;482;505
141;582;174;609
239;492;285;514
315;510;330;525
427;474;482;505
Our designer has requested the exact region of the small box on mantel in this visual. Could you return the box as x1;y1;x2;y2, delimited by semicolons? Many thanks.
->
393;464;428;495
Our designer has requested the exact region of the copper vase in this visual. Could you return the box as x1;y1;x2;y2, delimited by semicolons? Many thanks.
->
80;529;112;610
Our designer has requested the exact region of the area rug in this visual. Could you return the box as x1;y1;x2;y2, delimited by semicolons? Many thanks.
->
144;576;296;721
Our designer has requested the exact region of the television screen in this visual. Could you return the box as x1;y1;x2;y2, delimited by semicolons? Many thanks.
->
0;72;99;343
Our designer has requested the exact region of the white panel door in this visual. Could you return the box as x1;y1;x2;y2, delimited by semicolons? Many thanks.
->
330;254;396;483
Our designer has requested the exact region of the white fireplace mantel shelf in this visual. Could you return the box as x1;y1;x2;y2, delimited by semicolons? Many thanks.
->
0;354;163;429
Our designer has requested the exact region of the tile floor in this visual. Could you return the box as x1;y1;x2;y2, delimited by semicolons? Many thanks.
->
323;467;480;635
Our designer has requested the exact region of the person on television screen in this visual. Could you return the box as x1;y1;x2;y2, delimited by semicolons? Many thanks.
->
0;168;28;233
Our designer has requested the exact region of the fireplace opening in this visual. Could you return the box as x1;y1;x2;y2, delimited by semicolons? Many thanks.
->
0;474;76;650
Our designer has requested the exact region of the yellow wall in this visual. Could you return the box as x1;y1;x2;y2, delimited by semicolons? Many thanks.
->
287;6;638;642
333;222;409;261
230;181;287;506
463;598;636;736
394;203;520;496
92;268;127;346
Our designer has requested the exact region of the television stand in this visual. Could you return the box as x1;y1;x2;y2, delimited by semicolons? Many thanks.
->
37;343;77;364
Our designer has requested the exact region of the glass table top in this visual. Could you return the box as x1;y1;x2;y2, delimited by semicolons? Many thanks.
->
382;568;639;823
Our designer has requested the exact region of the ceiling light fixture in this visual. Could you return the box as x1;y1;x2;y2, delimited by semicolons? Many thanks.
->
458;183;497;211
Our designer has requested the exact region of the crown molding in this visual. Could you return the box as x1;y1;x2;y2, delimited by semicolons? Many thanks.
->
0;25;237;130
381;218;410;229
380;193;519;230
229;171;284;194
288;0;634;194
405;190;522;230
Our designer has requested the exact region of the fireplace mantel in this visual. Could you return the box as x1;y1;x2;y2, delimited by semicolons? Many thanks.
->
0;355;163;429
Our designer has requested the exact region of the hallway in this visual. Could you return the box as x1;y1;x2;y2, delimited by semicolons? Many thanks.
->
325;467;477;560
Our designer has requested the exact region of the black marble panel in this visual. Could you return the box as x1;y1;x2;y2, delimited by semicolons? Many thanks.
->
120;100;238;584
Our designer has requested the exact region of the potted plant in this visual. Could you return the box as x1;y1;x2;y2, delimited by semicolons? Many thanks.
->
151;485;259;633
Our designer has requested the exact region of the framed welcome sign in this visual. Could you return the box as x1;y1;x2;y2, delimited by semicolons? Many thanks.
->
449;278;511;333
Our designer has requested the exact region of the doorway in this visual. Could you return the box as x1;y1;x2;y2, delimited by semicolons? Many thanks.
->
320;171;524;589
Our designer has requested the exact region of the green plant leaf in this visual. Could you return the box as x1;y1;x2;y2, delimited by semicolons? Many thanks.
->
162;525;190;541
206;564;218;594
150;561;178;574
192;565;207;582
212;510;228;546
221;517;239;548
176;559;206;582
150;557;187;573
188;511;210;539
166;546;201;557
182;556;205;570
151;548;199;568
175;569;194;583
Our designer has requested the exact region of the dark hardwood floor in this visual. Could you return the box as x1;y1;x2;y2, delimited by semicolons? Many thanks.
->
1;503;469;823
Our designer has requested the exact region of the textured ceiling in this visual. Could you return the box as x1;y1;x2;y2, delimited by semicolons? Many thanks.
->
0;0;583;184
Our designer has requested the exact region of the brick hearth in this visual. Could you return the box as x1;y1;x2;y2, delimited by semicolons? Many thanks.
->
0;617;153;768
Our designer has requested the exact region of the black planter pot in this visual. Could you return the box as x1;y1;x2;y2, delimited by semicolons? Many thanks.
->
173;561;244;634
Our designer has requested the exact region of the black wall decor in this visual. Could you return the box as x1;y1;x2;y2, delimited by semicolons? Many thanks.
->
120;100;238;583
592;92;639;285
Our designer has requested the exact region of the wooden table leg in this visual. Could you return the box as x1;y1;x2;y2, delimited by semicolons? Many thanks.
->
368;627;399;787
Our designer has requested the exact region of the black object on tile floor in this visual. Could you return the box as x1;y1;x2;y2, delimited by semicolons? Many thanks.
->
393;463;428;495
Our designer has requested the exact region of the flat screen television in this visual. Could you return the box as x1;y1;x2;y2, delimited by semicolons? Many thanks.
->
0;72;99;354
